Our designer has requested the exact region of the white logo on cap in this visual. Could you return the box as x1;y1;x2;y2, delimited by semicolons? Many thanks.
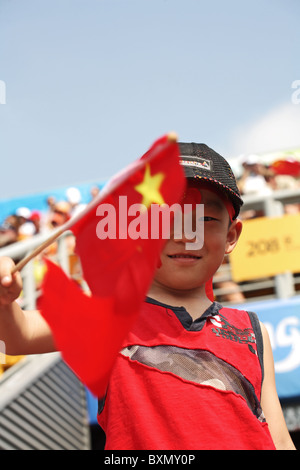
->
180;158;211;171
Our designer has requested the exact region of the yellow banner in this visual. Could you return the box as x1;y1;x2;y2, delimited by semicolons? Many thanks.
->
229;214;300;282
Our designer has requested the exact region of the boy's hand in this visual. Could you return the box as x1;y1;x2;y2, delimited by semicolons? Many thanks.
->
0;257;23;306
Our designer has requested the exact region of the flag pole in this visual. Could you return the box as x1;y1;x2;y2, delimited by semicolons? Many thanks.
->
11;227;66;274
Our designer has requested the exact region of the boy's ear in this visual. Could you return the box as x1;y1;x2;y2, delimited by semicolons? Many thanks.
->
225;219;243;255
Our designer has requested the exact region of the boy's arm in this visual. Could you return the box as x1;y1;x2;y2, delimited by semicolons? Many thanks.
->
0;256;56;355
260;321;296;450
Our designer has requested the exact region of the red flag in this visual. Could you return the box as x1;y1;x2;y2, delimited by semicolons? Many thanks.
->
271;158;300;177
39;134;186;397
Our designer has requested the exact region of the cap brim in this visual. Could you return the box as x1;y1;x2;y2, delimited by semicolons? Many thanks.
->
183;169;243;219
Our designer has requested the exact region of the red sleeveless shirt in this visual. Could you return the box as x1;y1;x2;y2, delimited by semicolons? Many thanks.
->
98;299;276;450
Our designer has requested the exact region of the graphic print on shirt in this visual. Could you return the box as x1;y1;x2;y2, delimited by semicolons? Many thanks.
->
208;313;257;355
121;344;265;422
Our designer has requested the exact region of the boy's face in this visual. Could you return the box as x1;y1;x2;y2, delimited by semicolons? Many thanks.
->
152;181;242;293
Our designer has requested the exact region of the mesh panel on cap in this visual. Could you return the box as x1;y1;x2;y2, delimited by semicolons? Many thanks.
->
178;142;243;219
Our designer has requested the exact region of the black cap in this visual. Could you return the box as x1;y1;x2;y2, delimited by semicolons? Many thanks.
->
178;142;243;220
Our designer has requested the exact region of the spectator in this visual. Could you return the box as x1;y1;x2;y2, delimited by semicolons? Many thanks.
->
46;196;56;212
0;215;19;247
238;155;272;196
15;207;36;240
29;211;42;235
66;187;86;218
15;206;31;222
44;200;75;260
90;185;100;200
265;170;300;191
40;195;57;232
49;201;71;228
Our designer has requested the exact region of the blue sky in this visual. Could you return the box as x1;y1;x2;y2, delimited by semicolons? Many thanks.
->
0;0;300;200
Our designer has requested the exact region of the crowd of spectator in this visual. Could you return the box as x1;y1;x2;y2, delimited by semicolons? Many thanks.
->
2;156;300;249
237;155;300;220
0;185;100;249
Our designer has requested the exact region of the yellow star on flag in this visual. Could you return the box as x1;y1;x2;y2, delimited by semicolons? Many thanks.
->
134;164;165;210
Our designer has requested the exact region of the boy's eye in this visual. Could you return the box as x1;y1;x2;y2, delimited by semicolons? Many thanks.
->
199;216;218;222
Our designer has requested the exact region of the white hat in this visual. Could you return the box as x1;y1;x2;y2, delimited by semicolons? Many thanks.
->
16;207;31;219
243;154;259;165
66;187;81;205
19;222;36;236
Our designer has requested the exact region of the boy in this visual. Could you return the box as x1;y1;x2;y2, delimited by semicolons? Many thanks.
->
0;143;296;450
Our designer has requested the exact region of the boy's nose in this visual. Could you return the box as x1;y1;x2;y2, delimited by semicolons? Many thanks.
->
172;230;197;244
172;216;204;251
171;202;204;251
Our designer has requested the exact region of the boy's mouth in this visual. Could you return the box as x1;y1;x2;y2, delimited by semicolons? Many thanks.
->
168;254;201;260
